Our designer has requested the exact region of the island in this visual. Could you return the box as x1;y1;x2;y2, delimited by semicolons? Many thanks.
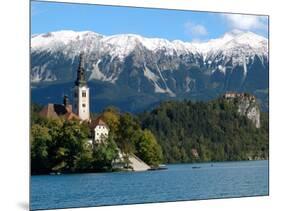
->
31;54;268;175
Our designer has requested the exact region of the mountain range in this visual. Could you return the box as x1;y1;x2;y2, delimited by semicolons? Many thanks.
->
31;30;269;112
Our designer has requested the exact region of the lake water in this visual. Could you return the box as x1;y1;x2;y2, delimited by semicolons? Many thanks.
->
31;160;269;210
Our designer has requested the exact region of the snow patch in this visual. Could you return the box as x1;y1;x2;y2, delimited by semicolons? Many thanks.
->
89;60;105;80
31;65;57;82
218;65;226;74
89;59;118;83
143;66;160;82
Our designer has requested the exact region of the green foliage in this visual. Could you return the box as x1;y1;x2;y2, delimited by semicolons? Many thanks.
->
115;113;141;154
139;99;269;163
31;115;92;174
102;110;164;167
92;134;119;171
31;96;267;173
134;130;163;167
58;121;90;171
31;124;52;173
102;107;120;135
31;103;164;174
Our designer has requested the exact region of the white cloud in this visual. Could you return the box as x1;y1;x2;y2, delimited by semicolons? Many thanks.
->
184;22;208;37
222;14;268;31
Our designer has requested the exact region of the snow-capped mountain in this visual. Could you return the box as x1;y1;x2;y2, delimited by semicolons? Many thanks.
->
31;30;269;112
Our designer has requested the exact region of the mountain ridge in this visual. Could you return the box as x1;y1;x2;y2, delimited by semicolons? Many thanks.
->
31;30;269;112
31;30;268;60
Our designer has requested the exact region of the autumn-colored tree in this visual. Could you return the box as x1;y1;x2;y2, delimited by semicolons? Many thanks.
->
135;129;163;167
102;107;120;135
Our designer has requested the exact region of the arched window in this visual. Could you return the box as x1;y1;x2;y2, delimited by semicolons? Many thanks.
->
82;91;86;97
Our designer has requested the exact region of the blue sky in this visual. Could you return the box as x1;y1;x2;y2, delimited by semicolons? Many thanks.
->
31;1;268;42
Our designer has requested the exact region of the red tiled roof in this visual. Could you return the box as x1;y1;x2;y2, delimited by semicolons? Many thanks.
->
39;104;80;121
91;116;109;129
64;112;80;121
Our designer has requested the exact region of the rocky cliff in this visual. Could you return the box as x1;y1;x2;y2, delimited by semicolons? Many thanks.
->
223;93;260;128
31;30;269;113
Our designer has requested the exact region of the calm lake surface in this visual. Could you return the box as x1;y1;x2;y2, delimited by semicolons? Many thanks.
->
31;160;268;210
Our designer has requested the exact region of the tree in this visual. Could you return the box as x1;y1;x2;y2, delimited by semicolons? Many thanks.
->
31;124;52;173
139;99;269;163
102;108;120;135
116;113;140;154
92;134;119;171
135;129;163;167
74;143;94;172
59;120;90;172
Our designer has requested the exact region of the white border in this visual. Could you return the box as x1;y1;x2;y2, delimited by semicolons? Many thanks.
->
38;0;270;15
1;0;281;210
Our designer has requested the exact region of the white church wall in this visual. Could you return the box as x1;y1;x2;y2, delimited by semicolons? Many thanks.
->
74;86;90;121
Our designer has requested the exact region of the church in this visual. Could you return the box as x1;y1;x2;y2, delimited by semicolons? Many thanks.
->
72;53;90;121
39;53;109;142
39;53;150;171
39;53;90;121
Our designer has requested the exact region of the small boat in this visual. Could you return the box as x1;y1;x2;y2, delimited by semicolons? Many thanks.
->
49;172;61;175
149;164;168;171
192;166;201;169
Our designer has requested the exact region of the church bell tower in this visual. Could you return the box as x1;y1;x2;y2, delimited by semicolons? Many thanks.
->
73;53;90;121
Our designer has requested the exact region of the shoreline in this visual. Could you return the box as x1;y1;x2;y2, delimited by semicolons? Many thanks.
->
31;159;268;176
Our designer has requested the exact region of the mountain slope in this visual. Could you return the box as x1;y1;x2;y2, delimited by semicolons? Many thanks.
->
31;30;269;112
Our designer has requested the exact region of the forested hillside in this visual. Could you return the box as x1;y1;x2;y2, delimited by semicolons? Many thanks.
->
139;98;269;163
31;96;269;174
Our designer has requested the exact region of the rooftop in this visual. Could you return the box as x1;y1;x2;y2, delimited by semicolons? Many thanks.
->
39;104;80;121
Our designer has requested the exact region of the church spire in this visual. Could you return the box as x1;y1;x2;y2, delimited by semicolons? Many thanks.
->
75;52;87;86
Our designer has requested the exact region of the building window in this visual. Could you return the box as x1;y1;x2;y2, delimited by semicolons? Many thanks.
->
82;104;86;107
74;92;78;98
82;91;86;97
